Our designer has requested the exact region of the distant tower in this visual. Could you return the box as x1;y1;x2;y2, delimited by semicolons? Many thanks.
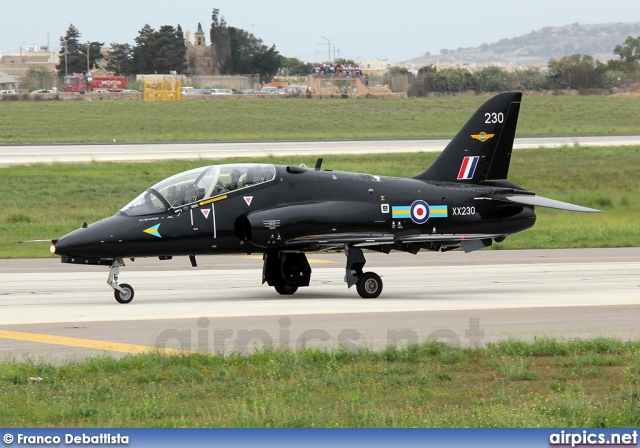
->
195;22;205;48
185;23;219;76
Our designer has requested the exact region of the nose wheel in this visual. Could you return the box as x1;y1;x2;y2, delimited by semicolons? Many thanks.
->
107;258;135;304
114;283;135;304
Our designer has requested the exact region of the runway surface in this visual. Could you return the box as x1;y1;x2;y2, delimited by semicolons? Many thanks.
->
0;248;638;361
1;135;640;166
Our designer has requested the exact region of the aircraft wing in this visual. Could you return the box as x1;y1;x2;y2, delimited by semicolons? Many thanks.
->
284;232;506;253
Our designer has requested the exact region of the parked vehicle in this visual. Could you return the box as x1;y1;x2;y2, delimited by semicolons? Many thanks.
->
29;89;53;94
181;87;197;95
210;88;233;95
283;85;309;95
259;86;279;94
242;89;257;94
63;75;126;92
0;90;16;95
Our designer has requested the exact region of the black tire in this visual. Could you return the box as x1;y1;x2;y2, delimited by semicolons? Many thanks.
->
356;272;383;299
114;283;134;304
274;283;298;295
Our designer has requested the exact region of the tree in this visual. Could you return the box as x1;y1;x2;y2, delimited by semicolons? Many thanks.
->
210;8;231;73
473;66;517;93
227;27;280;80
153;25;187;74
606;59;640;74
547;54;608;89
279;56;313;76
388;66;410;76
209;8;280;78
57;24;104;76
131;24;187;74
417;65;437;76
613;36;640;63
334;58;356;66
105;43;134;76
409;67;474;96
253;44;280;81
23;66;57;90
514;67;547;91
132;24;156;74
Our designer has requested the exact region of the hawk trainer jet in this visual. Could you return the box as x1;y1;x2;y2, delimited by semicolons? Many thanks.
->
51;92;599;303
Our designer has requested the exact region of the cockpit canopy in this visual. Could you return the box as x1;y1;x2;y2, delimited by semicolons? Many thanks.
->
120;163;276;216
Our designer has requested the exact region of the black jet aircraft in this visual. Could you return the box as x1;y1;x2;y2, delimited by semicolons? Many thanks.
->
51;92;599;303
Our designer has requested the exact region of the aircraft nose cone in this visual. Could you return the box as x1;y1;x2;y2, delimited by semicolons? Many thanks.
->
51;231;83;256
52;216;119;258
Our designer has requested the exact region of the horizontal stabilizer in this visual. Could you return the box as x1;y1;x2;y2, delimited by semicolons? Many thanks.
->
481;195;601;213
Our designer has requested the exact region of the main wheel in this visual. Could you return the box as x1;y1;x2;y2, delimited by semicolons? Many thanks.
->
114;283;134;304
274;283;298;295
356;272;383;299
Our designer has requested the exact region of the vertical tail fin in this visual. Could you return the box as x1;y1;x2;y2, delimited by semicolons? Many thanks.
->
414;92;522;183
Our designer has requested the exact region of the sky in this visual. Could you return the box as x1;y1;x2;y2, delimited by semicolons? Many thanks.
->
2;0;639;62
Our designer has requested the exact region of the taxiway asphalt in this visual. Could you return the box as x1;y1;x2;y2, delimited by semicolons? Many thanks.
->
1;135;640;167
0;248;638;361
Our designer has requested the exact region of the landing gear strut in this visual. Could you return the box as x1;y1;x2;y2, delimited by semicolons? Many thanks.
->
263;252;311;295
107;258;135;304
345;245;383;299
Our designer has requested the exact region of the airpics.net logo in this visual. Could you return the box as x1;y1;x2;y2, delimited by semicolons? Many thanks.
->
549;430;638;447
154;316;486;354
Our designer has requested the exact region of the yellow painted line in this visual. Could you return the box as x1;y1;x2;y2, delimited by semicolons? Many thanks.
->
243;255;337;264
0;330;181;355
306;258;338;264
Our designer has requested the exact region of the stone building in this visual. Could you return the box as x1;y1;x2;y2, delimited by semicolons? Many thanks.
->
185;24;219;76
0;48;57;79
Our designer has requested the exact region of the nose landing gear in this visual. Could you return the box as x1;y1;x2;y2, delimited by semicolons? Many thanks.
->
107;258;135;304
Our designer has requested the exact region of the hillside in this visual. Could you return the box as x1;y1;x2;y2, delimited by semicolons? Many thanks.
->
405;21;640;67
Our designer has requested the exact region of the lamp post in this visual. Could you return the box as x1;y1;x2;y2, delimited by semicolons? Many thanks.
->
78;43;90;73
78;43;92;91
318;35;337;63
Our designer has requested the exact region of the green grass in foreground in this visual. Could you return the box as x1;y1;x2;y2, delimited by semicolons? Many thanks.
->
1;337;640;427
1;95;640;144
1;145;638;257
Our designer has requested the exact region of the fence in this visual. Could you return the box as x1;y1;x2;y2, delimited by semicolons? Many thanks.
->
183;75;260;91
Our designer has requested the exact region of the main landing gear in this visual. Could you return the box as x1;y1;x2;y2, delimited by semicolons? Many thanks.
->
345;246;383;299
262;252;311;296
107;258;135;304
262;247;383;299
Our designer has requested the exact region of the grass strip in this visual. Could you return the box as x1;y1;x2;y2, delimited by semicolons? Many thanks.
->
1;95;640;144
1;337;639;427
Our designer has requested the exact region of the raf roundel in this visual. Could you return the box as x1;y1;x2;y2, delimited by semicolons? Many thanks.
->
410;200;430;224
